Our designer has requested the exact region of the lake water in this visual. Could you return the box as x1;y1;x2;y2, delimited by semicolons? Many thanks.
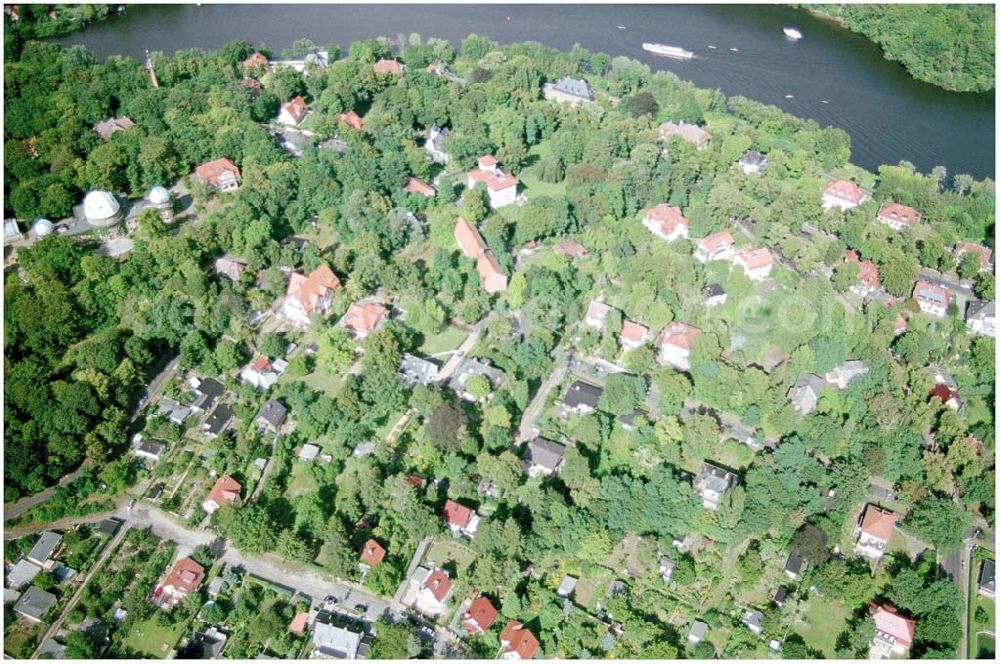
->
55;3;995;178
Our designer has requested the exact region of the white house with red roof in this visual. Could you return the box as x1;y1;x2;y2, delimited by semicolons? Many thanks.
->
443;499;480;539
337;110;364;131
620;320;649;350
203;475;241;514
954;241;993;273
462;596;498;635
500;620;540;660
467;155;519;209
694;231;735;263
656;322;702;371
642;204;690;242
239;355;287;390
477;252;508;294
360;539;385;569
343;301;389;338
731;247;773;281
876;202;921;230
194;158;241;193
242;52;269;71
277;95;309;127
913;280;950;318
407;567;454;617
405;176;436;198
373;58;404;75
844;250;880;296
869;603;916;659
157;557;205;608
822;179;869;212
854;504;896;561
284;265;341;328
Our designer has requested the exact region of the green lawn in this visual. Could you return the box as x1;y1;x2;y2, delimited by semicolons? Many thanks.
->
419;325;466;356
123;616;187;658
282;368;346;399
286;462;319;499
573;566;614;611
796;595;850;657
518;140;568;199
424;537;478;573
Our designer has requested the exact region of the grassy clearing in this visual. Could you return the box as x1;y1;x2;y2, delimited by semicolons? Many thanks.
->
285;462;319;499
573;566;615;611
424;537;478;573
3;618;42;659
795;595;850;657
419;325;466;356
284;369;346;399
123;615;187;658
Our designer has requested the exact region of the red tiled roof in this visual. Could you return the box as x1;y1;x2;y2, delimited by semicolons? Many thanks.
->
620;320;648;343
877;202;921;226
361;539;386;567
553;238;587;257
733;247;773;270
243;52;268;69
955;241;992;269
476;252;507;291
468;167;519;192
250;356;271;372
845;250;880;289
478;155;498;169
195;158;240;188
698;231;734;253
405;176;436;197
930;383;960;405
206;475;241;509
443;499;473;528
859;504;896;541
423;568;453;602
454;217;487;258
344;301;389;335
657;321;701;351
870;604;916;647
913;280;950;307
289;611;309;634
500;620;540;659
373;58;404;75
825;179;867;205
280;95;309;124
643;204;689;235
463;596;498;634
164;557;205;594
286;265;341;314
337;110;364;130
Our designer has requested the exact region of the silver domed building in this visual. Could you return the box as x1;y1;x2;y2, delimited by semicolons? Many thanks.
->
81;190;124;228
32;218;55;237
146;186;174;223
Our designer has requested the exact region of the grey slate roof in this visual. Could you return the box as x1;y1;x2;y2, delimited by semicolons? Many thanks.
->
544;76;594;100
27;532;61;566
521;437;567;474
688;620;708;641
158;397;192;424
203;403;234;436
134;439;167;459
787;373;825;414
39;639;67;659
978;558;995;594
398;353;438;388
193;378;225;411
743;610;764;631
13;586;57;621
784;553;805;575
695;462;737;495
6;559;42;590
705;283;726;298
255;398;287;428
450;358;504;395
967;300;995;322
739;150;767;167
563;381;602;410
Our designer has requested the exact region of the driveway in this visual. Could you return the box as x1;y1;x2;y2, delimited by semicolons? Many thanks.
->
516;351;570;443
435;317;488;382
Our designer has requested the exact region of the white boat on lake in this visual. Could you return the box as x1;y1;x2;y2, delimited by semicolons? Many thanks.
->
642;43;694;59
783;26;803;40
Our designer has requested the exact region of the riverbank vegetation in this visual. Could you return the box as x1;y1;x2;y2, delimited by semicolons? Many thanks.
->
803;4;995;93
3;4;117;46
3;30;994;658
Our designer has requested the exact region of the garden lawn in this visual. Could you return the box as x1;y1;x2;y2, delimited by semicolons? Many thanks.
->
286;462;319;499
424;537;477;573
123;616;187;658
284;369;346;399
419;325;466;356
795;595;850;657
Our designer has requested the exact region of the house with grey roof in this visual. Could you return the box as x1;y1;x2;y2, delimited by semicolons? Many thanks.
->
724;421;759;450
787;373;826;415
784;553;806;580
313;621;364;658
521;437;567;478
449;358;504;401
202;403;234;438
157;397;192;425
398;353;438;388
966;300;996;338
742;610;764;634
704;283;728;307
133;439;167;462
693;462;738;511
13;586;57;623
739;150;768;175
38;639;67;659
543;76;595;106
254;398;287;432
978;558;995;598
190;377;225;413
824;360;869;389
299;443;321;461
26;532;61;568
6;559;42;590
687;620;708;644
659;556;676;583
563;380;602;414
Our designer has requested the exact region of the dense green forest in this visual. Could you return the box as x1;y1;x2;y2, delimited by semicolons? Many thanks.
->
804;3;995;92
2;26;995;659
3;3;116;43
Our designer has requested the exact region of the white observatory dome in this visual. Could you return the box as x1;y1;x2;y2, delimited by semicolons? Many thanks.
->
83;190;121;225
33;218;54;237
147;186;170;206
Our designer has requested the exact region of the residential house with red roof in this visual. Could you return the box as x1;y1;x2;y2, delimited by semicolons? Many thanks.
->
406;567;454;617
656;322;702;371
641;204;690;242
845;250;880;296
405;176;436;198
876;202;921;230
854;504;896;561
462;596;498;635
203;475;241;514
732;247;773;281
913;280;950;318
585;301;614;329
284;265;341;328
157;557;205;608
694;231;735;263
869;603;916;658
373;58;404;75
658;121;711;149
454;217;487;258
553;238;588;258
242;51;269;72
477;252;508;293
620;320;649;350
822;179;869;212
343;301;389;338
288;611;309;635
194;158;241;193
443;499;480;539
277;95;309;127
360;539;385;569
954;241;993;273
239;355;287;390
337;110;364;131
499;620;540;660
467;155;519;209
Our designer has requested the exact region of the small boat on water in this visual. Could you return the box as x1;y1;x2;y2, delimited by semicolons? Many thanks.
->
617;25;627;30
820;100;829;104
707;45;717;49
730;47;739;53
784;94;794;99
642;43;695;59
783;26;803;40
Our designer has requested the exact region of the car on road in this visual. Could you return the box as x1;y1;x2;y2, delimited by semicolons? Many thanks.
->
127;499;136;511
